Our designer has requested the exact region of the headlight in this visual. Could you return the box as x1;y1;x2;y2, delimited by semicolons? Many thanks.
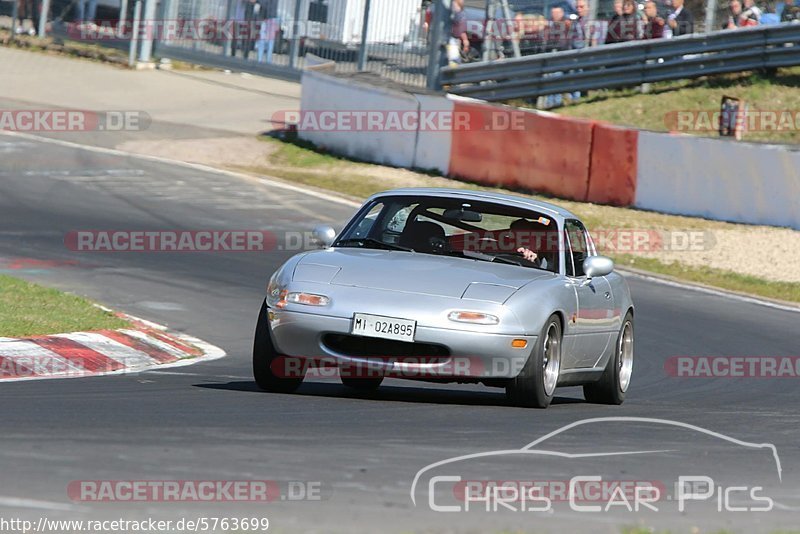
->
266;275;284;307
447;311;499;325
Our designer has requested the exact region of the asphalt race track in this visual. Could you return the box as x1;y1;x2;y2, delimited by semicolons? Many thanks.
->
1;134;799;533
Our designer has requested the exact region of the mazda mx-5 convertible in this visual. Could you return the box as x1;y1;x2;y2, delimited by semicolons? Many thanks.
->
253;188;634;408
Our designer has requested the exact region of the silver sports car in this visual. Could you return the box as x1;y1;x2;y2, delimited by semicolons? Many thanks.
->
253;188;634;408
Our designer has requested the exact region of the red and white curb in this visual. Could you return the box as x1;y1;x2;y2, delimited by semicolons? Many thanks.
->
0;312;225;381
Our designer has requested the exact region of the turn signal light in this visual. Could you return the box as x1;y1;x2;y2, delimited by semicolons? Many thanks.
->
285;292;330;306
511;339;528;349
275;290;289;309
447;311;499;325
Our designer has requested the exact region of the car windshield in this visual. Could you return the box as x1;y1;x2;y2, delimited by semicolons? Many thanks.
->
335;195;560;273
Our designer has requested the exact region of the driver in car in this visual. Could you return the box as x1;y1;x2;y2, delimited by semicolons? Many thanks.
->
508;218;551;269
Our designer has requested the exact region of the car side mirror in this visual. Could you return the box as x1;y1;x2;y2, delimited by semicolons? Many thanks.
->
312;225;336;248
583;255;614;281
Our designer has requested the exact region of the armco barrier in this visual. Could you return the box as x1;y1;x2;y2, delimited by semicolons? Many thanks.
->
587;123;638;206
635;131;800;229
448;100;593;201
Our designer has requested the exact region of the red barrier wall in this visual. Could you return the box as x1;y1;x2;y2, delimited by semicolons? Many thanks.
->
448;101;594;201
587;123;638;206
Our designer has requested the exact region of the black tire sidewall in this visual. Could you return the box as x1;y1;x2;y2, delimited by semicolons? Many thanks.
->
508;315;561;408
253;301;304;391
585;311;632;404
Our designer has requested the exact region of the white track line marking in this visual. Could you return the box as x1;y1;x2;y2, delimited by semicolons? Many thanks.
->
0;496;81;512
0;130;361;208
620;269;800;314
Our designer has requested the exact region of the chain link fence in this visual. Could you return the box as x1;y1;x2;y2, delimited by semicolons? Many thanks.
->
154;0;432;85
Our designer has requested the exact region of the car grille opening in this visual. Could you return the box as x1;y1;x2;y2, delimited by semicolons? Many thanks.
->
322;334;450;361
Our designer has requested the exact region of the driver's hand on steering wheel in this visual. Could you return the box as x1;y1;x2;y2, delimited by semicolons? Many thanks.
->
517;247;538;262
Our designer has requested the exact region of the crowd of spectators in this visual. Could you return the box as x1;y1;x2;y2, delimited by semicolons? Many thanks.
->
478;0;799;106
498;0;799;56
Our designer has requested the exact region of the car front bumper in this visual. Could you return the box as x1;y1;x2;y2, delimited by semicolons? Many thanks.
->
266;306;536;380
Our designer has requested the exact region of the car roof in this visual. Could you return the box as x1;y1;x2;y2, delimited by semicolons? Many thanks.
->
366;188;579;223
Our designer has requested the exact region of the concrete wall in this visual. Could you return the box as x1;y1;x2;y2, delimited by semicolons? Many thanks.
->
636;132;800;229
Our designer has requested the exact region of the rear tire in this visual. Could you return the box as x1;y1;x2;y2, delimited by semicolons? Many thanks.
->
506;315;562;408
253;301;305;393
583;311;634;405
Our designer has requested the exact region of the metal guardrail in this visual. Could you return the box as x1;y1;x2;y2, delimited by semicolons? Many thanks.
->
441;24;800;101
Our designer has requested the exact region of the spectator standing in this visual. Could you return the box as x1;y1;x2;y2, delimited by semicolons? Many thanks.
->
667;0;694;36
76;0;98;25
258;0;280;63
517;13;547;55
782;0;800;21
642;0;665;38
569;0;593;48
543;7;572;108
723;0;758;27
724;0;743;27
741;0;762;24
242;0;263;60
231;0;247;57
606;0;638;43
448;0;469;64
15;0;39;34
612;0;623;15
546;6;571;51
566;0;592;102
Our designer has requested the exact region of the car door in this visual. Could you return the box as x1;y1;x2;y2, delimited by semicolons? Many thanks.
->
563;219;615;369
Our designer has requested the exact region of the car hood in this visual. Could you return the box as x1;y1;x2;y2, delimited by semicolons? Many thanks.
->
293;249;552;302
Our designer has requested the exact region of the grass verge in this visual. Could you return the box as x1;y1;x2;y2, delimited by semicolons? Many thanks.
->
0;274;129;337
241;133;800;305
0;29;129;65
0;30;212;71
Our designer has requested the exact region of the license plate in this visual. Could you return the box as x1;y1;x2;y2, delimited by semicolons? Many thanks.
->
351;313;416;342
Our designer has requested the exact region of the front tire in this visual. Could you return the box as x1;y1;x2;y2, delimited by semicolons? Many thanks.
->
583;311;634;405
340;375;384;391
339;362;384;391
253;301;305;393
506;315;562;408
